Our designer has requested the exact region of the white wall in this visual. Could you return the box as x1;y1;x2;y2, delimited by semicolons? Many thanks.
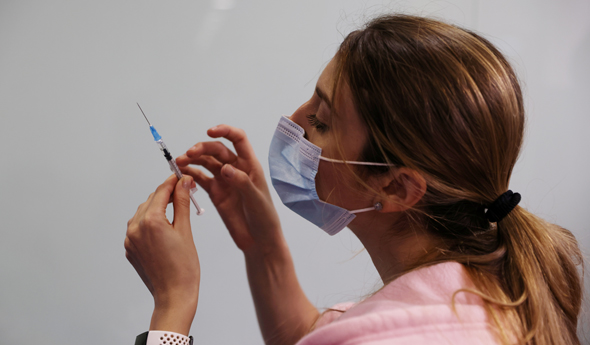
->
1;0;588;344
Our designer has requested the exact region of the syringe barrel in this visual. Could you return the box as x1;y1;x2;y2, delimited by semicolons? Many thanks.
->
167;157;183;180
155;140;204;215
156;140;174;161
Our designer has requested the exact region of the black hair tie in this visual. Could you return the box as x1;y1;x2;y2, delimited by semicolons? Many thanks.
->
485;190;521;223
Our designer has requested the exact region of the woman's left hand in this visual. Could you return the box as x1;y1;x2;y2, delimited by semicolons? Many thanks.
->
125;174;200;336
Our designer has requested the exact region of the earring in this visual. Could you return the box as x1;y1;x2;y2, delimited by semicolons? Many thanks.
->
374;202;383;211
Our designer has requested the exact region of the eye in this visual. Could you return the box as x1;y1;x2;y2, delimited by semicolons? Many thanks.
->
306;114;328;133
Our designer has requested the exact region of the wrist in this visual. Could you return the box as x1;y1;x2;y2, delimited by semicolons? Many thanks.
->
150;296;198;336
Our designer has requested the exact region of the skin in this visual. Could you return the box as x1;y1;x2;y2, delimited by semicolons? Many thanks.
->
125;57;435;344
292;59;434;281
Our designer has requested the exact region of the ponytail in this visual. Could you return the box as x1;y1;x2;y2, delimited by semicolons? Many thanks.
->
420;203;583;345
495;207;583;344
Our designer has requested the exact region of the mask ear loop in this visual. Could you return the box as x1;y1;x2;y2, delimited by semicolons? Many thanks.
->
350;202;383;214
319;157;394;166
317;158;391;214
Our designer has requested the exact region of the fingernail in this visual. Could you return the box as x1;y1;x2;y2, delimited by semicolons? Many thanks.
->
209;125;219;131
222;164;235;179
182;176;192;189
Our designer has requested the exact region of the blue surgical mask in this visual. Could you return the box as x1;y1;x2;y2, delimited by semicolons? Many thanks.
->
268;116;393;235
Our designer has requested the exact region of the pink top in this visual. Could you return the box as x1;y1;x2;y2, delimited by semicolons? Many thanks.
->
296;262;499;345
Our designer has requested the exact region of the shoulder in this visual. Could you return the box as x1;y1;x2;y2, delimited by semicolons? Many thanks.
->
298;262;500;345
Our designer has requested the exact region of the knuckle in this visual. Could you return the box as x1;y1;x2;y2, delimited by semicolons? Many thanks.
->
125;224;138;240
141;213;157;228
212;141;225;151
123;237;133;251
236;128;247;138
176;198;191;209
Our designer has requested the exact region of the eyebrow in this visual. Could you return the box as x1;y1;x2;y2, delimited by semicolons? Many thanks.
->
315;86;332;108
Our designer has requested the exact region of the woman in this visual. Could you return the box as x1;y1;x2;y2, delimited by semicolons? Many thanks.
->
125;14;583;345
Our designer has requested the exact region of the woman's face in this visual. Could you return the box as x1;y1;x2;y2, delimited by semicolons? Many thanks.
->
289;58;374;211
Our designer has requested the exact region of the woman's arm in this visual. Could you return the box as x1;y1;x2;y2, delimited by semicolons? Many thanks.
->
244;243;320;345
176;125;319;345
125;175;201;336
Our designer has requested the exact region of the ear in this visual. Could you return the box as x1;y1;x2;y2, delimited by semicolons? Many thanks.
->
378;167;426;213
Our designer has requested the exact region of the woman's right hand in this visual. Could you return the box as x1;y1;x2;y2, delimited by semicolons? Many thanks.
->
179;125;320;345
176;125;282;254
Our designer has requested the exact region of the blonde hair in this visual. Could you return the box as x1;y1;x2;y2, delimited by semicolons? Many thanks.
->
331;14;583;345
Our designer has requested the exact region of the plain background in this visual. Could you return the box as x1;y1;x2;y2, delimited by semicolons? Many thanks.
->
1;0;588;344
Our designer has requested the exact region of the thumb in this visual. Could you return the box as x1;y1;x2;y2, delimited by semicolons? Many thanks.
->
172;175;193;230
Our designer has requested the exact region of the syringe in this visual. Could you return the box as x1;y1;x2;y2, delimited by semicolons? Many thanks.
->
137;103;204;215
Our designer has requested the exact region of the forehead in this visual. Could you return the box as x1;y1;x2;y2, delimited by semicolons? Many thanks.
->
317;58;357;116
317;59;335;95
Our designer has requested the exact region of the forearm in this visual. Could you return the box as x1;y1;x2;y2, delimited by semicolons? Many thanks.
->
244;240;319;345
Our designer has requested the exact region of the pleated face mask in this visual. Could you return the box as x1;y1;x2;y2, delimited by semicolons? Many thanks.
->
268;116;393;235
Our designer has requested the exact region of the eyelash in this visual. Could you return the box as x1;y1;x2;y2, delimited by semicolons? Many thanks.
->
306;114;328;133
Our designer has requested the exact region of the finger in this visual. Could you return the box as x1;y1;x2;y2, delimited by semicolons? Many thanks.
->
172;176;193;231
141;192;155;210
177;141;236;168
151;174;180;212
207;125;256;161
167;179;195;204
176;152;191;167
133;192;154;220
179;166;213;193
186;141;238;165
220;164;257;197
187;155;223;176
177;146;225;175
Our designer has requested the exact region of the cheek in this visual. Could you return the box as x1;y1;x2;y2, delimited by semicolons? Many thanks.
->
315;162;349;204
316;162;374;210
